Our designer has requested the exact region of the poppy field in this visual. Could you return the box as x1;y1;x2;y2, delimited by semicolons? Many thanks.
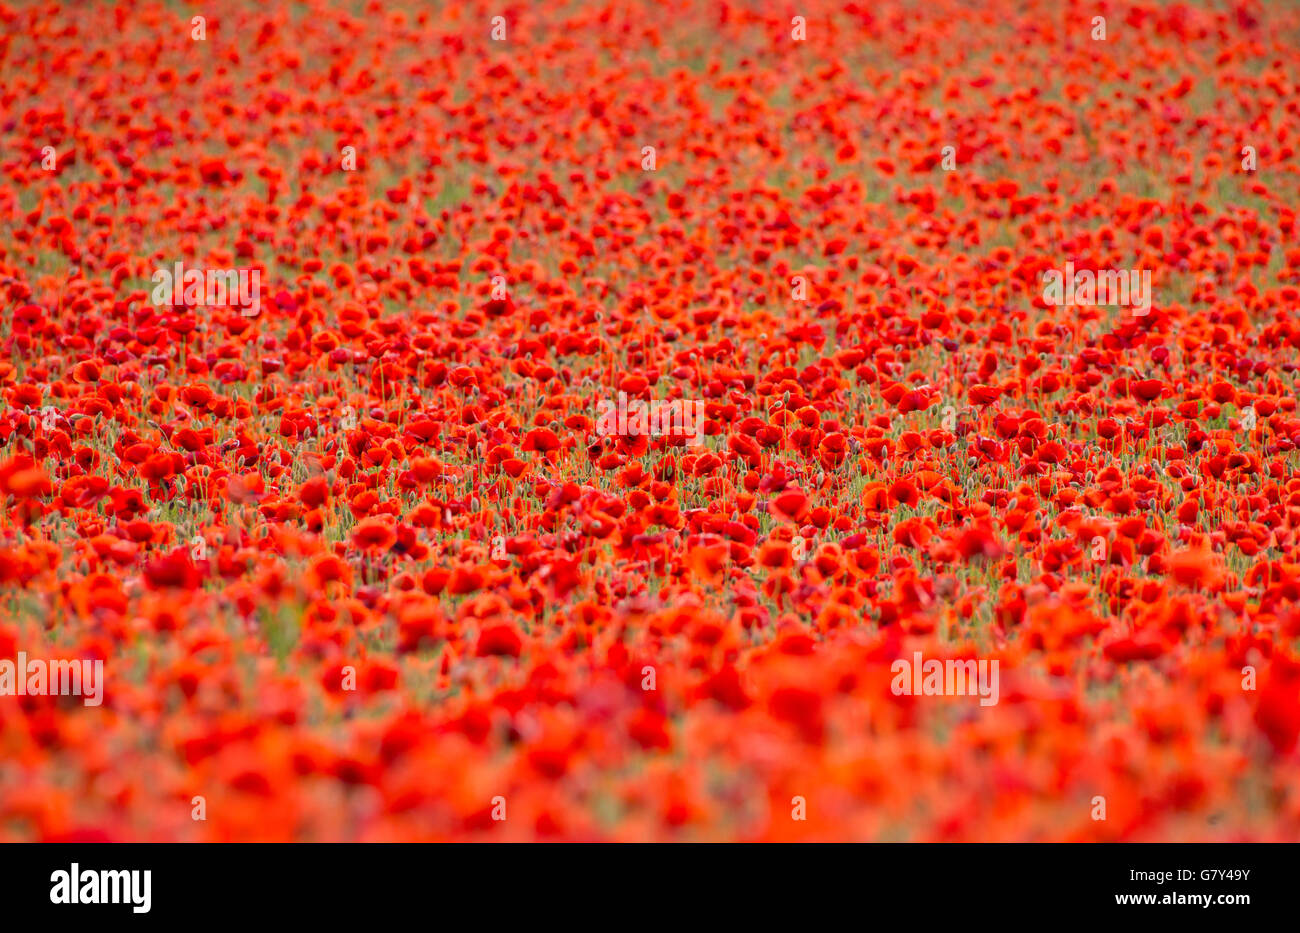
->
2;0;1300;842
